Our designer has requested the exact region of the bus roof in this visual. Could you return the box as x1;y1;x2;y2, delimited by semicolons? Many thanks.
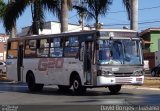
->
7;29;137;41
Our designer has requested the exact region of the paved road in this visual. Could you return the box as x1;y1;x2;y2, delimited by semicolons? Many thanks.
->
0;82;160;111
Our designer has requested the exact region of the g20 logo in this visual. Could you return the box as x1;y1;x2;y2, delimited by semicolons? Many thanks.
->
38;58;64;71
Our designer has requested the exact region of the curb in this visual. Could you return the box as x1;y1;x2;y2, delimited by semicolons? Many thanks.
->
0;80;14;84
0;80;13;82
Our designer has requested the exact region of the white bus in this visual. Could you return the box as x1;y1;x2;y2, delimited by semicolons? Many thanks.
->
6;29;144;94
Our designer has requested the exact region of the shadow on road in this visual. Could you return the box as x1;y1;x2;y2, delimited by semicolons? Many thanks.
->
0;82;160;105
0;82;135;97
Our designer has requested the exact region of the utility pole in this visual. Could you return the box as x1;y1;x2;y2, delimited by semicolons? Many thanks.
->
130;0;138;31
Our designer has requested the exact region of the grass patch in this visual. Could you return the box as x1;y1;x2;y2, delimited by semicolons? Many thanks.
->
143;79;160;88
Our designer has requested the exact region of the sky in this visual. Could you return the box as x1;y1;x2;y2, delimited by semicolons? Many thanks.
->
0;0;160;34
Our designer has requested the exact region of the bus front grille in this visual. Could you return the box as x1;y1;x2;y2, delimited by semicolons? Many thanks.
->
115;78;132;83
114;73;133;77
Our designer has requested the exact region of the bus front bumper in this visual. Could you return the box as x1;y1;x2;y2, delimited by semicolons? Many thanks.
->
97;76;144;86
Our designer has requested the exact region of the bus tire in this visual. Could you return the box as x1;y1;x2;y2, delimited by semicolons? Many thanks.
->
108;85;121;94
72;75;86;95
58;85;70;91
26;73;44;92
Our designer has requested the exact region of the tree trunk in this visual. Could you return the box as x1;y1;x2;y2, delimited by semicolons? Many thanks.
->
9;0;16;38
61;0;68;32
130;0;138;31
32;1;39;35
95;12;100;29
10;21;16;38
95;16;99;29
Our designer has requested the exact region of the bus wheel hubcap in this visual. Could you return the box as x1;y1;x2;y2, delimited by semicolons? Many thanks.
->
74;80;79;89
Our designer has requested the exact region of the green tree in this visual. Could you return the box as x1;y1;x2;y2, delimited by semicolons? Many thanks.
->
3;0;60;35
122;0;131;20
0;0;6;21
73;0;135;30
87;0;112;29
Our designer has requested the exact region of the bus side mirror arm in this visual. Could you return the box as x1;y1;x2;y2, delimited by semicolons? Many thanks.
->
140;38;145;49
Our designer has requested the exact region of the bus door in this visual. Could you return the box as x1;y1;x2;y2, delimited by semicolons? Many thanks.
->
83;41;93;84
17;44;24;82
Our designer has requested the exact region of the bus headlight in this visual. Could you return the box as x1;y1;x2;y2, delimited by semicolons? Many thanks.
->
133;70;144;76
97;70;102;76
106;71;114;76
97;70;113;76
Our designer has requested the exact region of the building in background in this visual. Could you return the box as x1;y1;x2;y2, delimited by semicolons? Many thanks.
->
140;28;160;70
140;28;160;53
18;21;91;36
0;34;9;61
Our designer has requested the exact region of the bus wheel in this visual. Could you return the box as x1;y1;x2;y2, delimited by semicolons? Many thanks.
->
72;76;86;95
27;73;44;92
58;85;70;91
108;85;121;94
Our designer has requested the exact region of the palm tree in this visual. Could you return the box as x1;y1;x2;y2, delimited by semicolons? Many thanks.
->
0;1;15;37
73;0;113;29
8;0;17;38
87;0;113;29
73;1;88;30
0;0;6;20
61;0;69;32
74;0;138;31
122;0;131;19
3;0;60;35
31;0;45;35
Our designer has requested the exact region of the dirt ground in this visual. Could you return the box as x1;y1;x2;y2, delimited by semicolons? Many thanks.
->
143;77;160;88
0;74;10;82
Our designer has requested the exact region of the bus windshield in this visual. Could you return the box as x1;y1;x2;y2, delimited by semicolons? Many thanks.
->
97;39;142;65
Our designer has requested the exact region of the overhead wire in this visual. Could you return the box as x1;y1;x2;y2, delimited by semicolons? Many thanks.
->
108;5;160;14
103;20;160;27
68;4;160;29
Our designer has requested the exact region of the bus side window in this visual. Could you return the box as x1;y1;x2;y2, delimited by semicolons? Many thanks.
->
64;36;79;57
37;39;49;57
50;37;63;57
24;40;37;58
7;41;18;59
